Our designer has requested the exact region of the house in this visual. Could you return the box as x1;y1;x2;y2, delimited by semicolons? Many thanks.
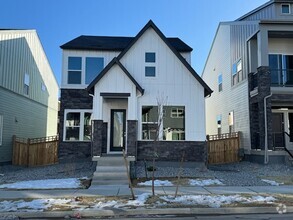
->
0;30;59;164
59;20;212;163
202;0;293;163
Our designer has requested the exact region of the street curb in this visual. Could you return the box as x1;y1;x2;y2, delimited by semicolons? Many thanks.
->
1;206;293;218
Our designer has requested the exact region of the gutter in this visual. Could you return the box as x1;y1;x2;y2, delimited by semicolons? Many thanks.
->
264;92;272;164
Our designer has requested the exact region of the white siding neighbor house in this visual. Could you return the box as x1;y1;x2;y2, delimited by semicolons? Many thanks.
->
203;0;293;163
59;20;212;163
0;30;59;163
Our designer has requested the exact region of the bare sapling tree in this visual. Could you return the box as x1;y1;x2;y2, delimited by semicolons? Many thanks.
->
151;94;168;197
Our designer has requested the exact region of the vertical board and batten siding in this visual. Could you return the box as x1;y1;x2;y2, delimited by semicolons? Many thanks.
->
0;30;58;163
61;50;120;89
119;28;206;141
239;3;275;21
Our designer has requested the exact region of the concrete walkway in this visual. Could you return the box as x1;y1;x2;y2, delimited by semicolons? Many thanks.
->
0;185;292;199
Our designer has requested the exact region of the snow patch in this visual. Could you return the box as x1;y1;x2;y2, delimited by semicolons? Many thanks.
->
189;179;224;186
0;178;83;189
261;179;283;186
160;195;276;208
138;180;173;186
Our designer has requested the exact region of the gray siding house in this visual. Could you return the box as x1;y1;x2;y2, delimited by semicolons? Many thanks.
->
0;30;59;163
203;0;293;163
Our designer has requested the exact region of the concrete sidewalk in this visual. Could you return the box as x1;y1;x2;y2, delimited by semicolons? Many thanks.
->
0;185;292;199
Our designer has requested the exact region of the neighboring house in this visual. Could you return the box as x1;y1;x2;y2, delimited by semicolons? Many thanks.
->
59;20;212;162
202;0;293;163
0;30;59;163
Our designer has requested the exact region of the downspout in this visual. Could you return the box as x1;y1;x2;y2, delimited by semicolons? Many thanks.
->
264;92;272;164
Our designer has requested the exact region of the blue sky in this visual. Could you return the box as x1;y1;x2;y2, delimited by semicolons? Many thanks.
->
0;0;268;85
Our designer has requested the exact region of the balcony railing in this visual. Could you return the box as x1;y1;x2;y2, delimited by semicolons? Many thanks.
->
270;69;293;87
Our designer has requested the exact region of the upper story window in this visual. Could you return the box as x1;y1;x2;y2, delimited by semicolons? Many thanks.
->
68;57;82;84
145;52;156;77
24;73;30;95
41;83;46;92
232;59;243;86
67;56;104;85
85;57;104;84
218;74;223;92
281;4;290;14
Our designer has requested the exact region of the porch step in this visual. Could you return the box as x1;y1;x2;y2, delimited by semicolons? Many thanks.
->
91;156;135;186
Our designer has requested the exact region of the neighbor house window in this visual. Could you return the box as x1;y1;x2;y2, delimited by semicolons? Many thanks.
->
64;110;92;141
281;4;290;14
145;52;156;77
217;114;222;135
163;106;185;140
68;57;82;84
218;74;223;92
141;106;158;140
0;115;3;146
85;57;104;84
41;83;46;92
232;59;243;85
24;73;29;95
228;111;234;133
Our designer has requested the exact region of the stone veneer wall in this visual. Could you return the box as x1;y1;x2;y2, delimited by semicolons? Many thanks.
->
58;89;93;160
248;66;273;150
137;141;207;162
127;120;138;157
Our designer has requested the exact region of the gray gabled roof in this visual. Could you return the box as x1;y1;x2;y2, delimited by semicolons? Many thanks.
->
60;36;193;52
87;58;144;95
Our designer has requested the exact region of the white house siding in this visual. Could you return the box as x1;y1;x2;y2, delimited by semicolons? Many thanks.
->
180;52;191;64
119;28;206;141
61;50;120;89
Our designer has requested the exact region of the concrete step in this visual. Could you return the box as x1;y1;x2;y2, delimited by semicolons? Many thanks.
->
93;156;135;166
93;172;128;180
91;179;130;185
95;166;127;173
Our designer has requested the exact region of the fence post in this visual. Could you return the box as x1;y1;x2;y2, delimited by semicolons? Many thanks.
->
27;138;30;167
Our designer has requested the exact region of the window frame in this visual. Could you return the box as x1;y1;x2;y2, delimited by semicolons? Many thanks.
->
141;106;159;140
218;73;223;92
63;109;92;142
232;59;243;86
65;55;104;86
67;56;82;84
24;73;30;95
145;52;156;77
281;4;290;14
170;107;185;118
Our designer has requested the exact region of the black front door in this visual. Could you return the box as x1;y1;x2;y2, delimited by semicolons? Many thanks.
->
110;109;126;152
272;113;285;148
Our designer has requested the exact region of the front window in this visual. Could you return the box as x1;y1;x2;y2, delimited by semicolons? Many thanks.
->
281;4;290;14
217;114;222;135
85;57;104;84
142;106;158;140
163;106;185;140
218;74;223;92
24;73;29;95
232;59;243;85
228;111;234;133
145;52;156;77
64;110;92;141
68;57;82;84
269;54;293;86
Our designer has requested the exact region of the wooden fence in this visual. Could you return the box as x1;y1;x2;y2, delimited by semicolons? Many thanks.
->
12;135;58;166
207;132;240;164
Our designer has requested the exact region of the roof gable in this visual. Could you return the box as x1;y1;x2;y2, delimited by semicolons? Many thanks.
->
87;58;144;95
116;20;212;97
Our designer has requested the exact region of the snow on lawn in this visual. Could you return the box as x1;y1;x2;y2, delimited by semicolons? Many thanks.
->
0;178;84;189
0;199;71;212
189;179;224;186
138;180;173;186
261;179;284;186
160;195;276;208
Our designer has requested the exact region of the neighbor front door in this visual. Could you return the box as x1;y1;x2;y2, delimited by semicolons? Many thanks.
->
110;109;126;152
272;113;285;149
